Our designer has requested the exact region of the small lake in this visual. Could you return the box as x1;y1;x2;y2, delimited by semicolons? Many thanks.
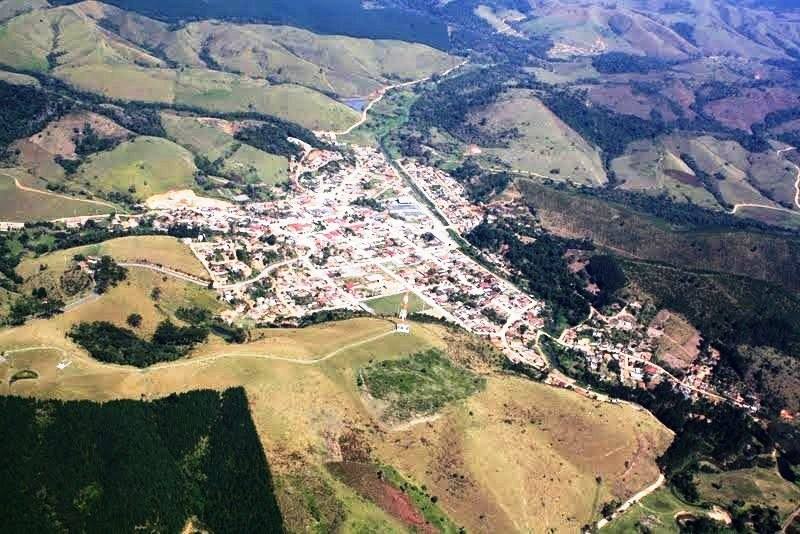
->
341;97;367;111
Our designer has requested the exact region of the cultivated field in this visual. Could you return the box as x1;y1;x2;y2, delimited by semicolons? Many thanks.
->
470;88;607;186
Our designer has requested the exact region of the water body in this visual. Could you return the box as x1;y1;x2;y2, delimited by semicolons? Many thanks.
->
342;97;367;111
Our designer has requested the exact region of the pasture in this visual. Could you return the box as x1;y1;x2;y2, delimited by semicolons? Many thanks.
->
0;169;110;222
0;311;672;533
75;136;197;200
470;89;607;186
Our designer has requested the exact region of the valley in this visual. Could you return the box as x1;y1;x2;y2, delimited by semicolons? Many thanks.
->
2;0;800;532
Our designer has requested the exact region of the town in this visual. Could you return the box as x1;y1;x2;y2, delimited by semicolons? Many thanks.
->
134;140;756;412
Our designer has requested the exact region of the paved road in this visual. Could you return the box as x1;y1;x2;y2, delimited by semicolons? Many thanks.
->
215;255;306;291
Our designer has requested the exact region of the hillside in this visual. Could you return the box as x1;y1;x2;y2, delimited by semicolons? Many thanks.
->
517;179;800;293
468;88;607;185
0;312;672;532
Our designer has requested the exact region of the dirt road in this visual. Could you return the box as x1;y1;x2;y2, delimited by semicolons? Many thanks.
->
330;60;467;137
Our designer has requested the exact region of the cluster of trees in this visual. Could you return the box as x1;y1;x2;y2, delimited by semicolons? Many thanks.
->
74;123;124;156
69;319;209;367
408;67;522;147
176;306;248;343
466;219;592;328
0;388;284;533
93;255;127;293
584;255;626;307
0;81;71;151
5;292;64;326
234;119;326;158
450;159;512;202
591;52;674;74
541;89;667;166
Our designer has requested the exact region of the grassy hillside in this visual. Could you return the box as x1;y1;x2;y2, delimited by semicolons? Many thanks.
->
161;113;289;185
612;134;799;211
0;169;111;221
470;88;607;185
0;312;672;533
65;0;450;49
74;136;197;200
116;19;458;97
518;180;800;293
0;3;456;130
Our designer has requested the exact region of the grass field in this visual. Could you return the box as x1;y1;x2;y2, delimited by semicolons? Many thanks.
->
604;487;707;534
363;291;427;315
695;467;800;520
16;235;209;281
75;136;197;200
470;88;607;185
0;169;111;221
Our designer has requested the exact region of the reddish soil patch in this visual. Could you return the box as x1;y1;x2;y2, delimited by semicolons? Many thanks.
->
327;462;435;532
704;86;800;132
664;169;703;187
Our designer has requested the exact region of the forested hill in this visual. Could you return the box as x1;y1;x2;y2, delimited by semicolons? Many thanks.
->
49;0;450;49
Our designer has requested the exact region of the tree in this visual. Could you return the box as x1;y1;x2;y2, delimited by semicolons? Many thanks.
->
93;256;127;294
126;313;143;328
151;287;162;301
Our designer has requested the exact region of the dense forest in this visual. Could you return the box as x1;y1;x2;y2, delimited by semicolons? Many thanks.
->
541;89;668;166
591;52;674;74
408;66;524;147
0;81;71;150
0;389;284;533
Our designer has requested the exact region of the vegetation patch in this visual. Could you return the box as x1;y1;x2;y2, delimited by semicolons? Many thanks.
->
328;461;460;533
8;368;38;384
0;388;284;533
69;319;209;367
359;349;484;421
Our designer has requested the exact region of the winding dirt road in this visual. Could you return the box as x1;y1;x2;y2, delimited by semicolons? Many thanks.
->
330;60;468;137
0;171;117;210
730;147;800;214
